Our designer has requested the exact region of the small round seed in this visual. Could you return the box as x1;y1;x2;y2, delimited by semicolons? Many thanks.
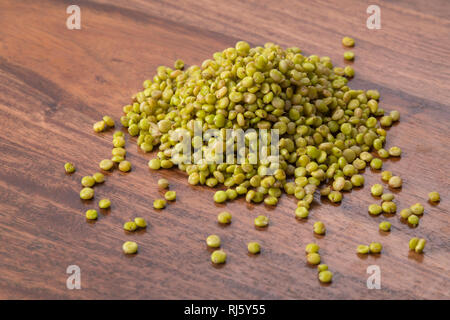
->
206;235;221;248
379;221;391;231
153;199;166;209
410;203;424;215
381;193;395;201
409;237;419;250
157;178;169;189
118;160;131;172
313;221;326;235
217;211;232;224
388;147;402;157
81;176;96;187
369;242;382;253
124;221;137;231
254;215;269;228
103;115;115;127
85;209;98;220
295;206;309;219
134;217;147;228
247;242;261;254
165;190;176;201
305;243;320;254
408;214;419;226
415;238;426;253
428;191;440;203
122;241;138;254
388;176;402;188
343;51;355;61
381;171;393;182
371;184;384;197
307;253;321;265
368;204;382;215
400;208;413;219
328;191;343;203
356;245;370;254
98;198;111;209
148;159;161;170
382;201;397;213
213;191;227;203
318;270;333;283
211;250;227;264
99;159;114;171
93;120;106;132
80;187;94;200
342;36;355;47
317;264;328;273
64;162;76;173
93;172;105;183
370;158;383;170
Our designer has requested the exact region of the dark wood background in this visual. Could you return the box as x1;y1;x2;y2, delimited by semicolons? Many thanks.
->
0;0;449;300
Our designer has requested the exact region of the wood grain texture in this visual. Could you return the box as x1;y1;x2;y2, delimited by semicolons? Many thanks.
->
0;0;449;300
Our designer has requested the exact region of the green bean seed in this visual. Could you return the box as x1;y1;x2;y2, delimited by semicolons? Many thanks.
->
80;187;94;200
410;203;424;215
388;176;402;188
370;158;383;170
318;270;333;283
356;245;370;254
381;171;392;182
85;209;98;220
103;116;115;127
369;242;382;253
428;191;440;203
148;159;161;170
124;221;137;231
313;221;326;235
118;160;131;172
64;162;76;173
153;199;166;209
342;36;355;47
382;201;397;213
211;250;227;264
99;198;111;209
214;191;228;203
415;238;426;253
165;190;176;201
400;208;412;219
248;242;261;254
134;217;147;228
368;204;382;215
381;193;394;201
344;51;355;61
122;241;138;254
254;215;269;228
206;235;221;248
93;172;105;183
305;243;320;254
371;184;384;197
295;206;309;219
99;159;114;171
317;264;328;273
407;214;419;226
93;120;106;132
388;147;402;157
158;178;169;189
81;176;96;187
328;191;343;203
379;221;391;231
307;253;321;265
218;211;232;224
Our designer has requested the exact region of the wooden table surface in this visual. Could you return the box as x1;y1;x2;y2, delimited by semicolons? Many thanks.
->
0;0;449;300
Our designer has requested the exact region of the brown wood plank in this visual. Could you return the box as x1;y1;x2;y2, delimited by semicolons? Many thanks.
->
0;0;449;299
